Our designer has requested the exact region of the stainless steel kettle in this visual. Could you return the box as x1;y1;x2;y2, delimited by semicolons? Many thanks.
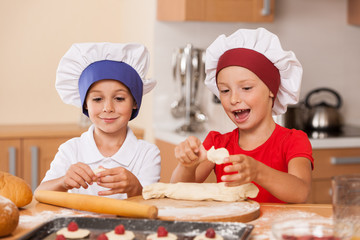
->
304;88;342;131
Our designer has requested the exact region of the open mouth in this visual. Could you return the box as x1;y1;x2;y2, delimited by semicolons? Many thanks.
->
233;109;250;122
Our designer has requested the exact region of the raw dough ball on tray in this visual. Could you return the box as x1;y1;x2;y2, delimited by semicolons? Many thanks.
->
194;228;224;240
146;226;177;240
56;221;90;239
105;224;135;240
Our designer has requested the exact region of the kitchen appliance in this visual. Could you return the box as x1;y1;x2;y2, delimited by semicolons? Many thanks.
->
304;88;342;131
171;43;207;133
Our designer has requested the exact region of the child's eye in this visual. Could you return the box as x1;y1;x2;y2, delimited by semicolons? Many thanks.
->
115;97;125;101
219;89;229;94
243;87;252;91
92;97;102;102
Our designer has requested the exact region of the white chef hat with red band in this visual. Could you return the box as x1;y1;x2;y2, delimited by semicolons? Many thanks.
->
205;28;303;115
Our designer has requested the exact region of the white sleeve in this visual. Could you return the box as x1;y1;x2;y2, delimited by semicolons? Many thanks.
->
136;142;161;187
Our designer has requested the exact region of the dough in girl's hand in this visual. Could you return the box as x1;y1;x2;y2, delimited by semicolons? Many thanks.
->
207;146;229;164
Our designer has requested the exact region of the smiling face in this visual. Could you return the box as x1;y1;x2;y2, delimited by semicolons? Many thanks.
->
85;79;136;135
217;66;274;131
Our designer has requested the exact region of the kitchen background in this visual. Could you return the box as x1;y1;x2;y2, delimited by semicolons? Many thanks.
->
1;0;360;203
1;0;360;141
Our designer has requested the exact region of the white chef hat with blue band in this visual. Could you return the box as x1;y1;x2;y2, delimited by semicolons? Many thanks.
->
56;42;156;120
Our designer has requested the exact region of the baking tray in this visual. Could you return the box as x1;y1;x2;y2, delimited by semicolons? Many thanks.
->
19;217;254;240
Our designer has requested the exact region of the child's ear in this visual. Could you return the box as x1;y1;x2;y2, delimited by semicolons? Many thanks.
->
269;91;275;98
133;102;138;110
84;103;88;110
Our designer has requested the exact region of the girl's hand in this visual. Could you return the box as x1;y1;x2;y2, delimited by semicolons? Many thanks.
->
174;136;207;168
221;154;260;187
62;162;95;190
95;167;142;197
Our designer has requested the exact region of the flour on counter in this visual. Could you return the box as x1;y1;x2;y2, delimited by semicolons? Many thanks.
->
159;201;258;220
19;209;99;228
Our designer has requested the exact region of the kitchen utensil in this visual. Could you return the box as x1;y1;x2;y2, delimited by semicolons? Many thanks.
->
280;103;306;130
171;43;207;133
304;87;342;131
34;190;158;219
332;174;360;240
19;217;254;240
271;217;334;240
129;196;260;222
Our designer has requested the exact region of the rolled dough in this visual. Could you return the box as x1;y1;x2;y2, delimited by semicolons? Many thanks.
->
142;182;259;202
207;146;229;164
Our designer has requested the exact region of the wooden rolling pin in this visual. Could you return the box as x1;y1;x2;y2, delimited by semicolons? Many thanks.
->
34;190;158;219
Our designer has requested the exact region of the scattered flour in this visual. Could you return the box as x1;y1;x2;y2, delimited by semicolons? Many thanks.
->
158;201;258;220
19;209;100;228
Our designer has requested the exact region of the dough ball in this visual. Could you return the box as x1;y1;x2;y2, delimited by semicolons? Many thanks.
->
207;146;229;164
93;167;106;174
146;226;177;240
0;171;33;208
105;224;135;240
194;228;224;240
0;195;19;237
56;221;90;239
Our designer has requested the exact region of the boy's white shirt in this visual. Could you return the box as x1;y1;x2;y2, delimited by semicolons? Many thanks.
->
41;124;161;199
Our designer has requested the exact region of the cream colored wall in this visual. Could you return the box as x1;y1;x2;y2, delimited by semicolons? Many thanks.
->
0;0;156;141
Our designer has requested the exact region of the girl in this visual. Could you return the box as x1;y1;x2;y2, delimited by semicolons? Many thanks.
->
36;42;161;199
171;28;313;203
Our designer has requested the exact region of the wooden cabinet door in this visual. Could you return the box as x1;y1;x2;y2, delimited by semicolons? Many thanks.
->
0;139;21;176
22;137;70;191
157;0;274;22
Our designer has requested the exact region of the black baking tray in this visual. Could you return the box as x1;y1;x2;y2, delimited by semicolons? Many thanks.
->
19;217;254;240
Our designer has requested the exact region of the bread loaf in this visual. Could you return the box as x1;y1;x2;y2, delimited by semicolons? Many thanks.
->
0;195;19;237
0;171;33;207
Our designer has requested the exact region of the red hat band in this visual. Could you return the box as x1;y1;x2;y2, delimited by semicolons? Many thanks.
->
216;48;280;101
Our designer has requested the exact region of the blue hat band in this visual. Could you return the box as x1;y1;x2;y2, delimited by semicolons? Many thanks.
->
79;60;143;120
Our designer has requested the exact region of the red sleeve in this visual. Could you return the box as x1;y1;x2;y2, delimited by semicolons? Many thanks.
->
285;129;314;169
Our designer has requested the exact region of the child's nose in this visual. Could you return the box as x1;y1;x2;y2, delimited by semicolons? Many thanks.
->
230;92;241;104
103;100;114;112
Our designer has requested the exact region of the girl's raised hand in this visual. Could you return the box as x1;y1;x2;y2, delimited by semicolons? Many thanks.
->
221;154;260;187
62;162;95;190
174;136;207;167
95;167;142;197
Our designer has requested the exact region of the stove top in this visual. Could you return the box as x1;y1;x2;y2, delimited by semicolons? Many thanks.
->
305;125;360;139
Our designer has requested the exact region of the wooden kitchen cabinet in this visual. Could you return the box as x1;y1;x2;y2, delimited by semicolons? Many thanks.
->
348;0;360;25
157;0;275;22
156;139;216;183
0;124;144;192
308;147;360;204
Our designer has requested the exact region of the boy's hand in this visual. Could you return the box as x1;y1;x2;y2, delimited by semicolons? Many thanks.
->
174;136;207;167
221;154;259;186
95;167;142;197
62;162;95;190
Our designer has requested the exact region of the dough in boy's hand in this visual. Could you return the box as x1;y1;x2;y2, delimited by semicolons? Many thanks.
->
93;167;106;174
207;146;229;164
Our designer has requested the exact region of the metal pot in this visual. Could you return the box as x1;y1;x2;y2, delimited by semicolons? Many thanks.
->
304;88;342;131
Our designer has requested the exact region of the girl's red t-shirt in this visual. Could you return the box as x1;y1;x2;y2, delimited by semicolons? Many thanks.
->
202;124;314;203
